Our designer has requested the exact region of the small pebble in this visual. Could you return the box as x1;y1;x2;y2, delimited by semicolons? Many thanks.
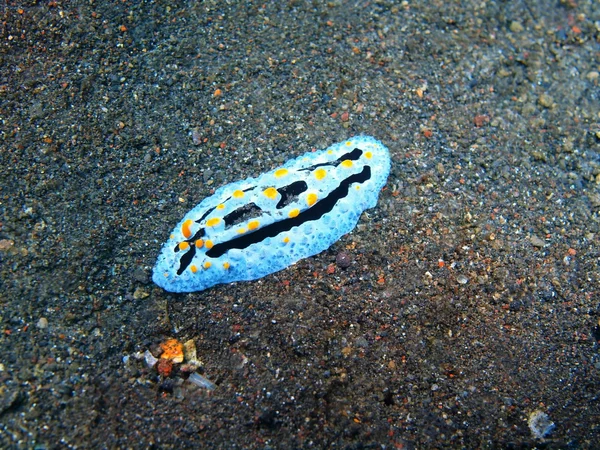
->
509;21;524;33
528;410;555;439
529;235;546;248
585;71;598;81
37;317;48;329
336;251;352;269
538;94;554;108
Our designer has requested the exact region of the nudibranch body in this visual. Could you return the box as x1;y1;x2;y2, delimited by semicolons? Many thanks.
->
153;136;391;293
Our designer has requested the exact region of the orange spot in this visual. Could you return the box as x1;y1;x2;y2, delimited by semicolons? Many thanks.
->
179;241;190;251
307;193;318;206
233;190;244;198
248;220;259;230
160;338;184;363
203;261;212;269
223;262;230;269
205;240;214;249
288;209;300;218
119;25;127;32
264;187;278;199
438;260;445;268
274;168;288;177
195;239;204;248
283;236;290;244
314;168;327;180
423;129;433;138
181;219;194;238
365;151;372;159
190;264;198;273
213;88;222;97
217;203;226;209
567;248;577;256
206;217;221;227
341;160;353;168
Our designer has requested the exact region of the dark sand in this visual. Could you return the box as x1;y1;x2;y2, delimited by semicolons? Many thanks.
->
1;1;599;448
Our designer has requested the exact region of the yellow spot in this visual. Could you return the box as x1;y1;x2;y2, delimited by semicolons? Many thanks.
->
179;241;190;251
223;262;230;269
170;234;174;239
205;240;214;249
206;217;221;227
307;193;318;206
264;187;278;199
181;219;194;239
355;185;361;190
289;208;300;218
248;220;260;230
203;261;212;269
190;265;198;273
327;150;333;154
195;239;204;248
217;203;226;210
233;190;244;198
341;159;353;168
237;227;247;234
365;151;373;159
283;236;290;244
346;141;352;146
274;168;288;177
314;168;327;180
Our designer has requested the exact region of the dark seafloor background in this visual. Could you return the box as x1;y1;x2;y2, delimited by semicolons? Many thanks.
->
1;0;599;448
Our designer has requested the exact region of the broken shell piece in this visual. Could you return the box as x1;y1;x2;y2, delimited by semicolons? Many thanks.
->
144;349;159;368
188;372;216;391
183;339;202;368
160;338;184;363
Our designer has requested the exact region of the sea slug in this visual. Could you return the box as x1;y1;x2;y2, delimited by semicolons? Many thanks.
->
153;136;391;293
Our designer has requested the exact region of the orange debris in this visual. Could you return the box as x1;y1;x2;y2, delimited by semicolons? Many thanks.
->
160;338;184;363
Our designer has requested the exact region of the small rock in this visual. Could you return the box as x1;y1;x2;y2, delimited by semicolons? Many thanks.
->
528;410;555;439
529;235;546;248
336;251;352;269
585;71;599;81
132;267;148;284
37;317;48;329
133;287;150;299
538;94;554;108
509;21;524;33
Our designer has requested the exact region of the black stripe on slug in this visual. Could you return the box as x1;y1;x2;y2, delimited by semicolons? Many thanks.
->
195;207;215;224
175;228;205;252
223;203;262;228
207;165;371;258
276;181;308;209
299;148;363;172
177;245;196;275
